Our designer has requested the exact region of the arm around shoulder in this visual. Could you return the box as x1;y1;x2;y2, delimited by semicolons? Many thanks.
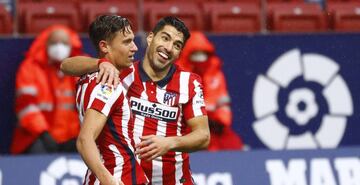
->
61;56;99;76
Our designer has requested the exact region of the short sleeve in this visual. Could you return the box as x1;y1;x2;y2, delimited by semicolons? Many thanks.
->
87;82;124;117
182;74;207;121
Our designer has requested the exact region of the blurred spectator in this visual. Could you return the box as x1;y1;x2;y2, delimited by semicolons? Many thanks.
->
10;25;84;154
177;31;244;151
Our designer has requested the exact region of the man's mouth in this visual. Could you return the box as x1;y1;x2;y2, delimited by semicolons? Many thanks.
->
158;51;169;60
129;55;134;61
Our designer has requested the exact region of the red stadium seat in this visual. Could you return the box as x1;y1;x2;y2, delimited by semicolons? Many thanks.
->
204;2;261;33
79;2;138;32
267;0;303;2
326;2;360;31
144;2;203;31
19;2;80;34
0;5;12;34
327;2;360;31
269;2;327;32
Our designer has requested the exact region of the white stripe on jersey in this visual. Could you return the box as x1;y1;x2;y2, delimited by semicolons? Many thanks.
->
122;66;135;93
175;152;183;185
179;72;190;104
133;83;148;146
109;144;124;181
121;97;134;152
94;179;100;185
192;80;204;116
152;159;163;184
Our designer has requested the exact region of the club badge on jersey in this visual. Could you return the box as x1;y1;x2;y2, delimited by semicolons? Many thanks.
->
163;91;177;106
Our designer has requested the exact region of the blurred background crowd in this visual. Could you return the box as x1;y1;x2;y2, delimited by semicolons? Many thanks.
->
0;0;359;35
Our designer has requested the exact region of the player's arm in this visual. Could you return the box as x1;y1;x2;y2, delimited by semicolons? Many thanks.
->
61;56;98;76
61;57;120;87
171;115;210;152
136;116;210;160
76;109;123;185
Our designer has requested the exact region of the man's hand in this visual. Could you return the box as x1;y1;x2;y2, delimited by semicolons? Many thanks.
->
135;135;173;161
97;61;120;88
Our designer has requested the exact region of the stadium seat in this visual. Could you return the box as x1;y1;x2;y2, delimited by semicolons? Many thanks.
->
79;2;138;32
204;2;261;33
18;0;80;3
19;2;80;34
326;1;360;31
144;2;203;31
327;2;360;31
268;2;327;32
0;5;12;34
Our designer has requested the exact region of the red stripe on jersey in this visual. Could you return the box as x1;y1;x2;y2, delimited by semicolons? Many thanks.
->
91;98;105;112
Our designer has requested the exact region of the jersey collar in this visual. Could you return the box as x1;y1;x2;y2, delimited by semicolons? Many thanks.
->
138;61;176;88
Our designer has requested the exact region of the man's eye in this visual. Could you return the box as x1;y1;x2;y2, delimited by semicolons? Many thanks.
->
174;44;181;50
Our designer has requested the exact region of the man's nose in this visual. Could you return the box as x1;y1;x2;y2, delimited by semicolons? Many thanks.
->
164;42;173;52
131;42;138;52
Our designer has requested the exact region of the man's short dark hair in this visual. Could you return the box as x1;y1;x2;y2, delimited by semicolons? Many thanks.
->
151;16;190;45
89;15;132;53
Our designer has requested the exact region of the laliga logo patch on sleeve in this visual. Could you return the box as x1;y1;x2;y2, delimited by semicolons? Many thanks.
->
194;82;205;106
96;84;114;101
101;84;113;96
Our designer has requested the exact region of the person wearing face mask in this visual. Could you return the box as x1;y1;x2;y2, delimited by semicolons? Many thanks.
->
177;31;244;151
10;25;84;154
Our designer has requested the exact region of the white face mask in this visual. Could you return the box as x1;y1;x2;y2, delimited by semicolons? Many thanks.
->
47;43;71;62
189;51;208;63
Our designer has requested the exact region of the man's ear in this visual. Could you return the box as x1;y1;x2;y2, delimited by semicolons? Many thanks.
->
99;40;108;54
146;32;154;46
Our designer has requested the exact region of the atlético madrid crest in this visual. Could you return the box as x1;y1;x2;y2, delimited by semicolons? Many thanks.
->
163;91;177;106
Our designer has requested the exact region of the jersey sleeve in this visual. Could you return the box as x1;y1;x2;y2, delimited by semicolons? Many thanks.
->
86;80;124;117
183;74;207;121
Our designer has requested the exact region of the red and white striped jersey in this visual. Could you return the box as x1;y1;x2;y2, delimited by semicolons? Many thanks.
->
76;72;148;185
121;62;207;185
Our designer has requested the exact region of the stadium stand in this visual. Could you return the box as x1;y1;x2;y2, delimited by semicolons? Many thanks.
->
3;0;359;35
144;2;203;31
203;2;261;33
18;2;79;34
326;2;360;32
0;4;12;34
268;2;327;32
79;2;138;32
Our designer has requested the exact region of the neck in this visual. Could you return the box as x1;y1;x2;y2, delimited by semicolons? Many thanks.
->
142;58;171;82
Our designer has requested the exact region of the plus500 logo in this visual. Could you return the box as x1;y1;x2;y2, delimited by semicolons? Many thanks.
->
266;157;360;185
130;97;178;122
193;172;233;185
